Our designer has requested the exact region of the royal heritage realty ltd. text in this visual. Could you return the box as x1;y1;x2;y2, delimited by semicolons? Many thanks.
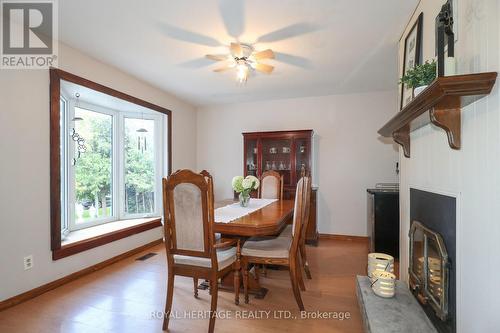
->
151;310;352;320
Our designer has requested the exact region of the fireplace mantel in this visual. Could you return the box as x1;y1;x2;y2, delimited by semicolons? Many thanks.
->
379;72;497;157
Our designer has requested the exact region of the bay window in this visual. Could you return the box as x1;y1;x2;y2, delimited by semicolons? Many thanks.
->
50;68;171;260
61;97;164;233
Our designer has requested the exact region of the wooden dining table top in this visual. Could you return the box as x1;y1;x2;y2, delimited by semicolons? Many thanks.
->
213;199;295;237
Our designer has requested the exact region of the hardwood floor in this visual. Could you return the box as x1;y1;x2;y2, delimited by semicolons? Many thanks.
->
0;238;369;333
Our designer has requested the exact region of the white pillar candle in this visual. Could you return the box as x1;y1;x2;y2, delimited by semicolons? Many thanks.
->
445;57;456;76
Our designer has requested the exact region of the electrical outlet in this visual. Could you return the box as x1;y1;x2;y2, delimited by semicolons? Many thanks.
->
23;255;33;270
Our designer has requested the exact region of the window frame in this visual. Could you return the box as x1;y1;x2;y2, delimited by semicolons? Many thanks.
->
66;101;117;231
62;100;165;231
59;95;70;239
50;68;172;260
120;112;164;220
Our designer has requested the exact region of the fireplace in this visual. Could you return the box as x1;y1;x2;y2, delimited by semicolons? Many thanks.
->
410;189;456;333
409;221;449;319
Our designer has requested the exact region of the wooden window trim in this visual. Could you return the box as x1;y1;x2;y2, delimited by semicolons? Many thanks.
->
52;218;162;260
50;68;171;260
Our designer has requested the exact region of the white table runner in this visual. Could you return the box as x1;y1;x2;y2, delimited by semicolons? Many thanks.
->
215;199;277;223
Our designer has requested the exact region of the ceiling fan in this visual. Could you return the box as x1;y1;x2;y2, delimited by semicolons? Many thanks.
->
206;42;275;83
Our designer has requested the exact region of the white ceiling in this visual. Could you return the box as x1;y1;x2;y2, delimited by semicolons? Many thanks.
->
59;0;418;106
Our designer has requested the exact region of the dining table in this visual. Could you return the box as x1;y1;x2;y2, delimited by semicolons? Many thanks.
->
206;198;295;298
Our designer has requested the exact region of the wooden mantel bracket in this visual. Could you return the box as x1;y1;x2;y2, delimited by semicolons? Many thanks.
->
378;72;497;158
429;95;461;149
392;125;410;158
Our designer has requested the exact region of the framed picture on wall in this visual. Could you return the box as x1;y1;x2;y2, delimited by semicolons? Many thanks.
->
400;13;423;110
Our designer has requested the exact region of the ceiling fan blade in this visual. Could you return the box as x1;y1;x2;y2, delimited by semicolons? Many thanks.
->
253;49;275;60
219;0;245;38
206;54;228;61
213;64;233;72
256;22;320;43
254;63;274;74
179;57;214;68
230;42;243;57
274;52;312;69
157;22;221;46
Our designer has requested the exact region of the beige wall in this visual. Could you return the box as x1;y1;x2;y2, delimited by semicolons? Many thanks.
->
397;1;500;332
197;91;399;237
0;43;197;301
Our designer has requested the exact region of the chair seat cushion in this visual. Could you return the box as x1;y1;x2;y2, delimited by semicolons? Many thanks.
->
242;236;292;258
173;246;236;270
278;224;292;238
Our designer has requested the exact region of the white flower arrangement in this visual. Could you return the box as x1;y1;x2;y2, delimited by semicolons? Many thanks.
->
232;175;260;194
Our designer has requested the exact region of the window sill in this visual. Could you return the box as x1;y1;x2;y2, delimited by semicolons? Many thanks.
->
53;217;162;260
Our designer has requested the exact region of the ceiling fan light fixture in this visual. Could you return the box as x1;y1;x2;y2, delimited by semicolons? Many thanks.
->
206;42;274;83
236;63;249;83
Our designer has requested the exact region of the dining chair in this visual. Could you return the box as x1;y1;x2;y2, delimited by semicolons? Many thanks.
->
259;170;284;200
162;169;241;333
278;176;313;279
258;170;284;276
192;170;221;298
241;176;310;310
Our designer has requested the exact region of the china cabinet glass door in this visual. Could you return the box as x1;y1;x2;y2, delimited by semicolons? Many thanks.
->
245;139;258;177
261;138;292;185
294;138;310;179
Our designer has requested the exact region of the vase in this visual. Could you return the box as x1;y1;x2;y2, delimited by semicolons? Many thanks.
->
413;85;428;97
239;192;250;207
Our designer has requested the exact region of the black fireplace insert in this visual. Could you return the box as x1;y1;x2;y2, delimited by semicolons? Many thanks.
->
410;188;456;333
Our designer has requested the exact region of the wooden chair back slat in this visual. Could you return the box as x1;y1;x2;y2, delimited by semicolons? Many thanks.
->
290;177;308;257
299;176;312;247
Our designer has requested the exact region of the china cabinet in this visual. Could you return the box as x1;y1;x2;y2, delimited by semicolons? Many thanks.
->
242;130;318;245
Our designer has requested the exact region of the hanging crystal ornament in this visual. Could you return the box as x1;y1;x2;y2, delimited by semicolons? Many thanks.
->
70;93;86;165
136;111;148;154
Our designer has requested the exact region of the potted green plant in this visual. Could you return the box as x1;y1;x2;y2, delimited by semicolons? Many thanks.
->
400;60;437;96
232;175;260;207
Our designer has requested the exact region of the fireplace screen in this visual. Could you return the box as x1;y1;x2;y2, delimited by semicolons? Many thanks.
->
409;221;449;321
